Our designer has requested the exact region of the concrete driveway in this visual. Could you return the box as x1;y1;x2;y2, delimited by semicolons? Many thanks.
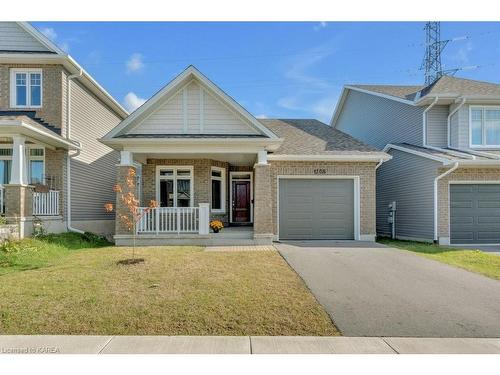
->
276;241;500;338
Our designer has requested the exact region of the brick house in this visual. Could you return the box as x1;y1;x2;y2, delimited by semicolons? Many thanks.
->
0;22;127;237
101;66;390;246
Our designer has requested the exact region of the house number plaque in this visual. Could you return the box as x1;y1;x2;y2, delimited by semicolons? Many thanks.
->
313;168;327;175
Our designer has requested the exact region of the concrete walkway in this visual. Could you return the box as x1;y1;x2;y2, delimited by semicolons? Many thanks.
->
276;241;500;338
1;335;500;354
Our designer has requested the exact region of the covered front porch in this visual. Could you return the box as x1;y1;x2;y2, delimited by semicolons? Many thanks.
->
113;147;273;246
0;114;80;237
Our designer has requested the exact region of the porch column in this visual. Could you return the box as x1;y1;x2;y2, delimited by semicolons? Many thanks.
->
4;136;32;238
253;151;273;244
115;151;137;236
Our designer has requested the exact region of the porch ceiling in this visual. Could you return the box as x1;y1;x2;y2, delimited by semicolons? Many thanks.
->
133;152;258;166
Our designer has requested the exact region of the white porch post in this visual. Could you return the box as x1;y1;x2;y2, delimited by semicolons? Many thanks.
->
257;150;268;165
119;150;134;166
10;136;27;185
198;203;210;235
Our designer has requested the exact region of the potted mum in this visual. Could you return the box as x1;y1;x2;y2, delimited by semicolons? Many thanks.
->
210;220;224;233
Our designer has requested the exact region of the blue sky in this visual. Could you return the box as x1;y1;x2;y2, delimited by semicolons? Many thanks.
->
33;22;500;122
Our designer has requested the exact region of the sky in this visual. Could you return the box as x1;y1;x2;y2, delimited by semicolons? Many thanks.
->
32;22;500;122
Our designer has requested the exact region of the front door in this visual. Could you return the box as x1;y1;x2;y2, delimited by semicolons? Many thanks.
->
232;181;251;223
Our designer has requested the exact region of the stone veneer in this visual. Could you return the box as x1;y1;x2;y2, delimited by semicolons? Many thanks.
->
437;167;500;241
268;161;378;238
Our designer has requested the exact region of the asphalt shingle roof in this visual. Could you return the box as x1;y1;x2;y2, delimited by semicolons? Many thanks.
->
350;75;500;101
258;119;383;155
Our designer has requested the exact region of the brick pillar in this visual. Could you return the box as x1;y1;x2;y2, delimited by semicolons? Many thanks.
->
115;165;137;235
4;184;33;238
253;164;273;244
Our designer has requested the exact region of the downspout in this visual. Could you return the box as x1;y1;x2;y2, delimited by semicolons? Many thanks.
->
66;68;84;234
447;97;466;148
433;162;459;242
375;158;385;170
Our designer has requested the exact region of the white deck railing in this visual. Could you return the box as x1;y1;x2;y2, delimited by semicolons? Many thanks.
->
33;190;60;216
136;203;209;235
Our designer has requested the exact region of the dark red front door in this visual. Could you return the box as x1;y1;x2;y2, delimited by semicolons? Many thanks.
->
232;181;251;222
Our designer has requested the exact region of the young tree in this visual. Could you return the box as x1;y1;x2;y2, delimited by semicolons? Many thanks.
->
104;167;157;261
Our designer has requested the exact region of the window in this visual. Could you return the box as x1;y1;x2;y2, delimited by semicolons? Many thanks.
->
0;148;12;185
471;107;500;147
28;148;44;184
157;167;193;207
211;167;226;213
10;69;42;107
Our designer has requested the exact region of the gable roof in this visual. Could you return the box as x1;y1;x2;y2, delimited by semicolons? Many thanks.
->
103;65;278;140
259;119;388;159
331;75;500;127
0;22;127;119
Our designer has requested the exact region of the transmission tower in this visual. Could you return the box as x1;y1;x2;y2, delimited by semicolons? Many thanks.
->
421;22;450;85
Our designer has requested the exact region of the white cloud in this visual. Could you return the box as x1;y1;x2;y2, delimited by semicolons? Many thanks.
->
126;53;144;74
313;22;327;31
255;114;268;119
123;92;147;112
277;42;339;121
41;27;57;41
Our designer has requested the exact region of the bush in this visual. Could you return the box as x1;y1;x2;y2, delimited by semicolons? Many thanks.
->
0;216;7;225
0;239;38;254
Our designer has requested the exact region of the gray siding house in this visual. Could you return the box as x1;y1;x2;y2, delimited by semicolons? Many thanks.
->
332;75;500;245
0;22;127;237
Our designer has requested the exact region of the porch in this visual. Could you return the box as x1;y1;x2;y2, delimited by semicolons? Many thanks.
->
113;148;273;246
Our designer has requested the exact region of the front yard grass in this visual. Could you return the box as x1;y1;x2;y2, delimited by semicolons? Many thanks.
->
378;238;500;280
0;234;338;336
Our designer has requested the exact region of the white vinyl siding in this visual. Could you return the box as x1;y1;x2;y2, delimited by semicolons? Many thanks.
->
0;22;51;52
129;80;259;135
69;78;123;221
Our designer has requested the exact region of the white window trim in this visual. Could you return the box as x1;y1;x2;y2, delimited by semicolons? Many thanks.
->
27;146;45;185
10;68;43;108
155;165;194;208
229;171;253;223
210;166;226;214
469;105;500;149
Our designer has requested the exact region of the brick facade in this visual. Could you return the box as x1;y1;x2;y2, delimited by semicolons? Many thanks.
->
4;184;33;220
268;161;378;237
253;164;272;237
115;165;137;235
141;158;231;224
437;167;500;240
0;64;67;130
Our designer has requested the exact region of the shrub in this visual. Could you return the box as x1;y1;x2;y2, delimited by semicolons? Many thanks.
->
0;216;7;225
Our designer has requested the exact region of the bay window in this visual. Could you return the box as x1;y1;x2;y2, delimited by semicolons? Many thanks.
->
157;167;193;207
210;167;226;213
471;107;500;147
10;69;42;108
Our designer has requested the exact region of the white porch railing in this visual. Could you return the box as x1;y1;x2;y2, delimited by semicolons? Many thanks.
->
136;203;209;235
33;190;60;216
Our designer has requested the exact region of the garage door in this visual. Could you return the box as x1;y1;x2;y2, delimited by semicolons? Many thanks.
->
279;179;354;240
450;184;500;244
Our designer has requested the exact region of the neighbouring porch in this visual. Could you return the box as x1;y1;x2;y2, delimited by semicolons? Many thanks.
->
114;149;272;246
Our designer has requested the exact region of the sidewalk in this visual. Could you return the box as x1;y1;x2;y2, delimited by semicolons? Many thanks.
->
1;336;500;354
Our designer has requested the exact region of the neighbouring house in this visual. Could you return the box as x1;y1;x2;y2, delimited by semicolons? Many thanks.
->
101;66;390;246
332;75;500;245
0;22;128;237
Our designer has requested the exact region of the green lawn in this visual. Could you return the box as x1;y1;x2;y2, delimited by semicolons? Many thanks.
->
0;234;338;336
378;238;500;280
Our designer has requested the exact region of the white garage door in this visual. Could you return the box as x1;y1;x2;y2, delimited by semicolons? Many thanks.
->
279;179;355;240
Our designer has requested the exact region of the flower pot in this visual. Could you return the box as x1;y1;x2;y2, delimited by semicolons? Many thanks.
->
212;228;219;233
